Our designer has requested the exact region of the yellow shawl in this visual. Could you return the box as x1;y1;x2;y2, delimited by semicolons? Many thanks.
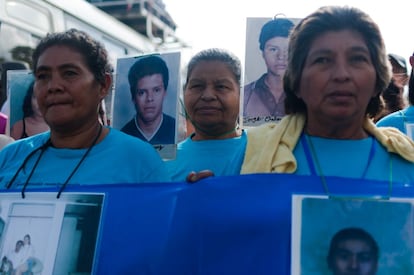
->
241;114;414;174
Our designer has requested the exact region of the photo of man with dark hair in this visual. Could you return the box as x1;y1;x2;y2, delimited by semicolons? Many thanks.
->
121;54;176;145
292;196;414;275
327;227;379;275
243;17;295;122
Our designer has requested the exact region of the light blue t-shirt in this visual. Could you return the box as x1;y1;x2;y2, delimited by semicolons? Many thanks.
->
165;131;247;181
376;106;414;136
0;128;170;189
294;134;414;184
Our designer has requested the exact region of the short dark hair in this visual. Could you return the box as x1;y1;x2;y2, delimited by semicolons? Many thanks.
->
327;227;379;268
259;18;294;51
284;6;391;118
184;48;242;88
32;28;112;86
128;55;169;99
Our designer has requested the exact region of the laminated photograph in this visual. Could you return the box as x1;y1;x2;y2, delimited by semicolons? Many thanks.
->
112;52;180;160
291;195;414;275
0;192;104;274
242;16;300;127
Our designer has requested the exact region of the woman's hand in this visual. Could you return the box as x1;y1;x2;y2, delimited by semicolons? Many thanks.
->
186;170;214;183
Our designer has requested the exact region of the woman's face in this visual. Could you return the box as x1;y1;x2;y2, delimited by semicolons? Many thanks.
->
297;30;377;124
34;45;109;131
184;60;240;138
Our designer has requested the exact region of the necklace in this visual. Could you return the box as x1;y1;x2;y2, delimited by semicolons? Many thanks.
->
7;124;103;198
300;133;392;198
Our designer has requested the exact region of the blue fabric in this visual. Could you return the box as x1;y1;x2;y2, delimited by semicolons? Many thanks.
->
376;106;414;134
55;174;413;274
0;127;170;189
294;134;414;184
165;131;247;181
1;174;414;274
152;175;414;275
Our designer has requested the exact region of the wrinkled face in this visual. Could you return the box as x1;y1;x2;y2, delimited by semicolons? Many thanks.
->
134;74;166;124
330;239;378;275
262;36;289;77
298;30;377;124
34;45;108;131
184;60;239;136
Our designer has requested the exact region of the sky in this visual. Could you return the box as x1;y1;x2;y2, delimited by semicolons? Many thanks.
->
162;0;414;69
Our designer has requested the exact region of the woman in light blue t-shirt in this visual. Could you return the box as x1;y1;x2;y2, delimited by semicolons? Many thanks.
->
165;48;247;181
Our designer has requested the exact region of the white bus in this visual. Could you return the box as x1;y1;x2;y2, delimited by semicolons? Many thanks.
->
0;0;172;122
0;0;159;67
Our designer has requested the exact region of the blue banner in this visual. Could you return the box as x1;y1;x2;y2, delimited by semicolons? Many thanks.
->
1;174;412;274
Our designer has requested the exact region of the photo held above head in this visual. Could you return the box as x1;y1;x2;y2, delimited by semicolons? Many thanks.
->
243;17;295;123
121;54;176;145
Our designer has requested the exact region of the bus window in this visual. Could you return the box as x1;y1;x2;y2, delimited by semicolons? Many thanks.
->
101;36;129;65
6;0;51;33
64;13;135;65
0;22;38;67
64;13;102;40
